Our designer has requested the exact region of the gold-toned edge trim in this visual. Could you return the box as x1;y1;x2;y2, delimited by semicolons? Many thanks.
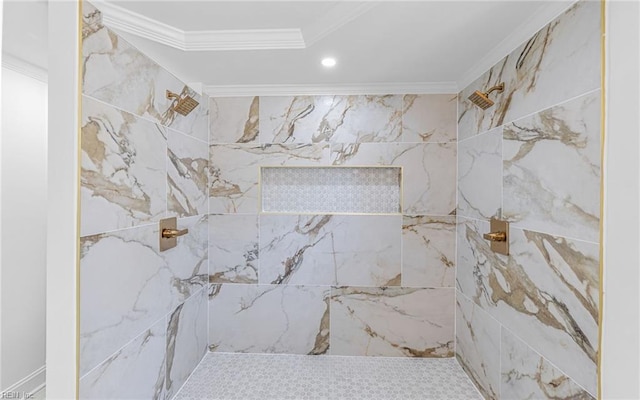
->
257;165;404;215
76;0;83;398
597;0;605;398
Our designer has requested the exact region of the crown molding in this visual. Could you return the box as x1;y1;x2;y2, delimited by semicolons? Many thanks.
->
94;1;305;51
203;82;459;97
455;0;577;90
1;53;48;83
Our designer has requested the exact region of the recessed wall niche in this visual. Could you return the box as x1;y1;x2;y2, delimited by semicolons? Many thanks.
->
260;166;402;214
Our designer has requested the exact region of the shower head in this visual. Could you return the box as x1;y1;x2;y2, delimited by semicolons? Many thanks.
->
166;90;199;116
468;83;505;110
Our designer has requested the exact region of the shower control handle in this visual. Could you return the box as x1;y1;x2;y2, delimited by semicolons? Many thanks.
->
162;228;189;239
483;232;506;242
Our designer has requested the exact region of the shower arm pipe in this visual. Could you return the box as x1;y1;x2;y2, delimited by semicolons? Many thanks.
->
484;83;505;95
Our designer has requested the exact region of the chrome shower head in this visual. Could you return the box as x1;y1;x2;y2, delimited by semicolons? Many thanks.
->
468;83;505;110
166;90;199;116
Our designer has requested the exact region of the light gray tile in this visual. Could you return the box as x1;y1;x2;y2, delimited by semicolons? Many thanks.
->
174;353;481;400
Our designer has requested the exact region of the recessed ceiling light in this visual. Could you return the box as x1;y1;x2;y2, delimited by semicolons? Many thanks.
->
321;57;337;68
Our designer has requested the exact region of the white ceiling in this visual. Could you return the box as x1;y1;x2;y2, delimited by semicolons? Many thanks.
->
2;0;576;93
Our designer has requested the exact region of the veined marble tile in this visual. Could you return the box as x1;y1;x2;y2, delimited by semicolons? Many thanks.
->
401;94;457;143
259;95;403;143
82;4;207;140
332;143;456;215
209;214;259;284
503;91;601;243
457;127;502;220
80;216;207;376
209;143;330;213
330;287;454;357
209;96;259;144
401;215;455;288
455;292;500;400
458;0;600;140
456;217;599;394
260;215;401;286
167;129;208;217
208;284;330;355
501;327;595;399
81;95;167;236
79;318;166;400
165;289;208;399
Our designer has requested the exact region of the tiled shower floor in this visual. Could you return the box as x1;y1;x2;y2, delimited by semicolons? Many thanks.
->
174;353;482;400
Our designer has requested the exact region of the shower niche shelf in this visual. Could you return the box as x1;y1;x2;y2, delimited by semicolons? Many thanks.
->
260;166;402;214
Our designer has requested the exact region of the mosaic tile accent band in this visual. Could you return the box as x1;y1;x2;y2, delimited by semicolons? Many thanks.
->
260;167;401;214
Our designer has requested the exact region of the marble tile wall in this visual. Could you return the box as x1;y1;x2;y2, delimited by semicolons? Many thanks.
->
455;1;601;398
80;2;209;398
208;92;457;358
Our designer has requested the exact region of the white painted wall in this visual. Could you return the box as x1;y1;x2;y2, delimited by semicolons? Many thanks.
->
601;0;640;397
0;0;4;390
0;67;48;393
46;2;80;398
